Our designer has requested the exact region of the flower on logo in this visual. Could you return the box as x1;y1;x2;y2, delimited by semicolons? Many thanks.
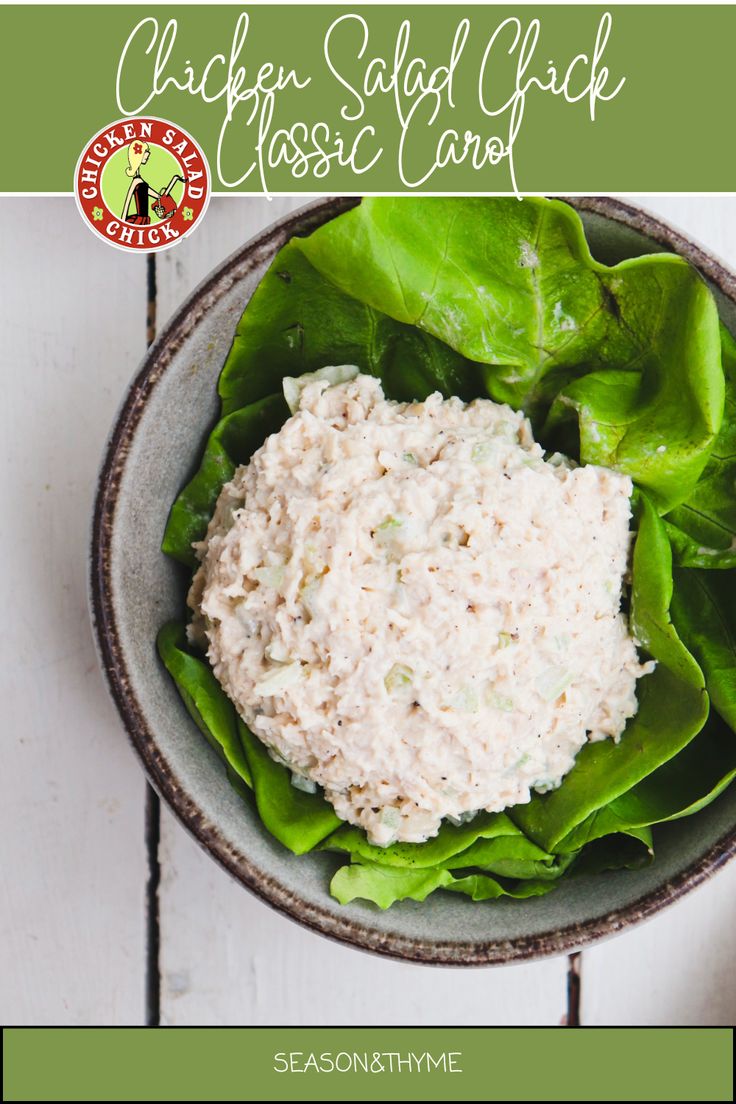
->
92;207;104;222
182;207;194;222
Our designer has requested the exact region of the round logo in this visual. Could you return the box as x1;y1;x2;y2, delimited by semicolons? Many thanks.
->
74;116;210;253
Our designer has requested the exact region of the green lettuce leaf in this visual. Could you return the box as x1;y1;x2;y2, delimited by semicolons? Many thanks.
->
157;622;341;850
469;850;578;882
671;568;736;732
666;324;736;565
569;831;654;877
329;862;556;909
665;522;736;570
557;713;736;854
298;196;724;513
162;393;288;568
237;721;341;854
218;241;479;416
320;812;552;869
156;621;252;789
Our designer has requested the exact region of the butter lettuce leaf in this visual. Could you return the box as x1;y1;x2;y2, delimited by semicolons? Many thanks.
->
158;620;341;852
666;324;736;566
320;812;553;869
557;714;736;853
237;720;341;854
569;831;654;877
157;621;252;789
298;197;724;513
162;393;288;568
671;568;736;732
330;863;556;909
218;241;480;416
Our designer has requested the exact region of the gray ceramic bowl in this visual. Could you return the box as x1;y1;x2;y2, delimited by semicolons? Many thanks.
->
91;196;736;965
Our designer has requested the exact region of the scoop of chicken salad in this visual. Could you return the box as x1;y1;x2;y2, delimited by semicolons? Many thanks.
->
188;368;653;847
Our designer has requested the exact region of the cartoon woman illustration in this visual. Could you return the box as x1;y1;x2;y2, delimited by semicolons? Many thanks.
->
121;140;187;224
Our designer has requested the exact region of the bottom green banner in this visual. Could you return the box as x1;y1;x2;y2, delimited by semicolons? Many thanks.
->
2;1027;733;1102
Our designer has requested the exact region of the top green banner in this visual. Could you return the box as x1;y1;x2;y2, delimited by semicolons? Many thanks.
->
3;4;736;194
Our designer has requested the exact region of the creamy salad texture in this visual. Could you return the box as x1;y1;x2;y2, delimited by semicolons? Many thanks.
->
189;370;654;846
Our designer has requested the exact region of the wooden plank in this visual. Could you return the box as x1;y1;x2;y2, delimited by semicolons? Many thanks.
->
155;197;568;1025
159;806;568;1026
582;861;736;1026
0;199;148;1025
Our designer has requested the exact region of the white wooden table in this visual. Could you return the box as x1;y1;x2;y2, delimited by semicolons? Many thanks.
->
2;195;735;1028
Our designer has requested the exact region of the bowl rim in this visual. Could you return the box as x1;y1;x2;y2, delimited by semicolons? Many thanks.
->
89;194;736;966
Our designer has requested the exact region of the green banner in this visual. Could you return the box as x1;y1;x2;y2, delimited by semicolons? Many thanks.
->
3;4;736;194
2;1027;733;1101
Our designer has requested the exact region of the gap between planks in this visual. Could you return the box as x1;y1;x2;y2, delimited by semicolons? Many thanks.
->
566;951;582;1026
145;252;162;1028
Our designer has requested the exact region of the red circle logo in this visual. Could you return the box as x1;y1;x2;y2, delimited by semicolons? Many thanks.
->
74;116;211;253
